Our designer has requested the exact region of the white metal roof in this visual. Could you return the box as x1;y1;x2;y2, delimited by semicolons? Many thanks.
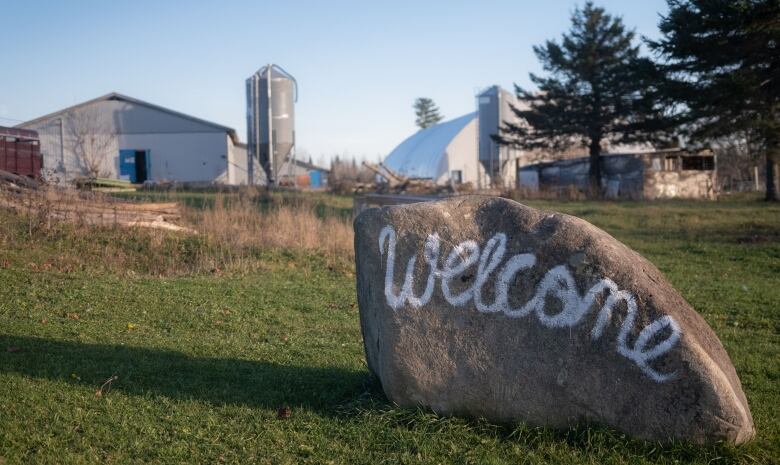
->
17;92;239;144
383;112;476;179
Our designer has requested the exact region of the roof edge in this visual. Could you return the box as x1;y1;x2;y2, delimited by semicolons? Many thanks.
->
17;92;239;143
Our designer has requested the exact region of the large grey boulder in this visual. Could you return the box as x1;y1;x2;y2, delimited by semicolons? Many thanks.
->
354;196;754;445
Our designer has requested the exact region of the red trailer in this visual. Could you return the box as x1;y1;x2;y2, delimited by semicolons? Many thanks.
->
0;125;43;179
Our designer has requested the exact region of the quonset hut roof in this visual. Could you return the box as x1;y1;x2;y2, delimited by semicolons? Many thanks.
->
383;112;476;179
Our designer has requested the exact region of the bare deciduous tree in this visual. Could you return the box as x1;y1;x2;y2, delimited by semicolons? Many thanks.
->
327;155;376;194
66;107;116;178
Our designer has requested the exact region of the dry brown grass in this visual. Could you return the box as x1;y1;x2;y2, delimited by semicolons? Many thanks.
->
0;186;355;277
194;193;354;262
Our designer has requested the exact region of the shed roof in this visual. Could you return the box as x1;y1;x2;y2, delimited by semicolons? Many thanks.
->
517;149;708;171
0;125;38;140
17;92;239;144
383;112;476;179
289;158;329;173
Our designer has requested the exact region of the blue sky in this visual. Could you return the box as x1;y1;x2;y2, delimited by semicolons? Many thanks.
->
1;0;668;163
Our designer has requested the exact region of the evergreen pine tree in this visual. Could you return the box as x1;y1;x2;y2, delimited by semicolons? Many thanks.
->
649;0;780;201
496;2;664;197
413;98;444;129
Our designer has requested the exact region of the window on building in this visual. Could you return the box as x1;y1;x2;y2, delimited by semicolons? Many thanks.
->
681;156;715;171
451;170;463;184
664;156;680;171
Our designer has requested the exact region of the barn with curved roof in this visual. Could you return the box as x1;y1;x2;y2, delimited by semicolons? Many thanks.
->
383;112;478;185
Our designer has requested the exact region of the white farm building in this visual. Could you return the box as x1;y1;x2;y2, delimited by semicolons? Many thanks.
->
383;112;478;185
383;85;525;188
18;93;248;184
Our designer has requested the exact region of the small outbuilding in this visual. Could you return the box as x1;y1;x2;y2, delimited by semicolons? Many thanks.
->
275;158;329;188
0;126;43;179
18;93;244;184
517;150;717;199
231;145;327;188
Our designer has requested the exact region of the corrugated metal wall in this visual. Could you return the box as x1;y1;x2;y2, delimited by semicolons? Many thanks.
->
20;99;232;183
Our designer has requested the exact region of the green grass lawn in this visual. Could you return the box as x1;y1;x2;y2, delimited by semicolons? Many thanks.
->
0;194;778;464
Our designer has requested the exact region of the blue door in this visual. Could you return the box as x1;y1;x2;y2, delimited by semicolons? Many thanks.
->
309;170;322;188
119;150;136;182
118;149;151;183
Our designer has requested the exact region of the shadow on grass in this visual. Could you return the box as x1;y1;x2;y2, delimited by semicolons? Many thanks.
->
0;335;374;415
0;336;758;462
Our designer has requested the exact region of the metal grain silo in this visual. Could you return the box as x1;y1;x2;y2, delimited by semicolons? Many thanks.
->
246;64;297;185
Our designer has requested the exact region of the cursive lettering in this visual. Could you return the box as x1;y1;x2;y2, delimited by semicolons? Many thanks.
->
378;225;681;383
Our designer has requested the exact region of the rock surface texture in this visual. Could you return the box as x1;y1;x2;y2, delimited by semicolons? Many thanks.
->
354;196;754;444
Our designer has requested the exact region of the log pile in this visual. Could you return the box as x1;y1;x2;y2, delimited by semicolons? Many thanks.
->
0;169;194;233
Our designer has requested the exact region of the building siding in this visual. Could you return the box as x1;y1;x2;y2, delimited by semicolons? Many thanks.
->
19;96;234;183
442;117;478;185
117;132;227;182
518;152;717;199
